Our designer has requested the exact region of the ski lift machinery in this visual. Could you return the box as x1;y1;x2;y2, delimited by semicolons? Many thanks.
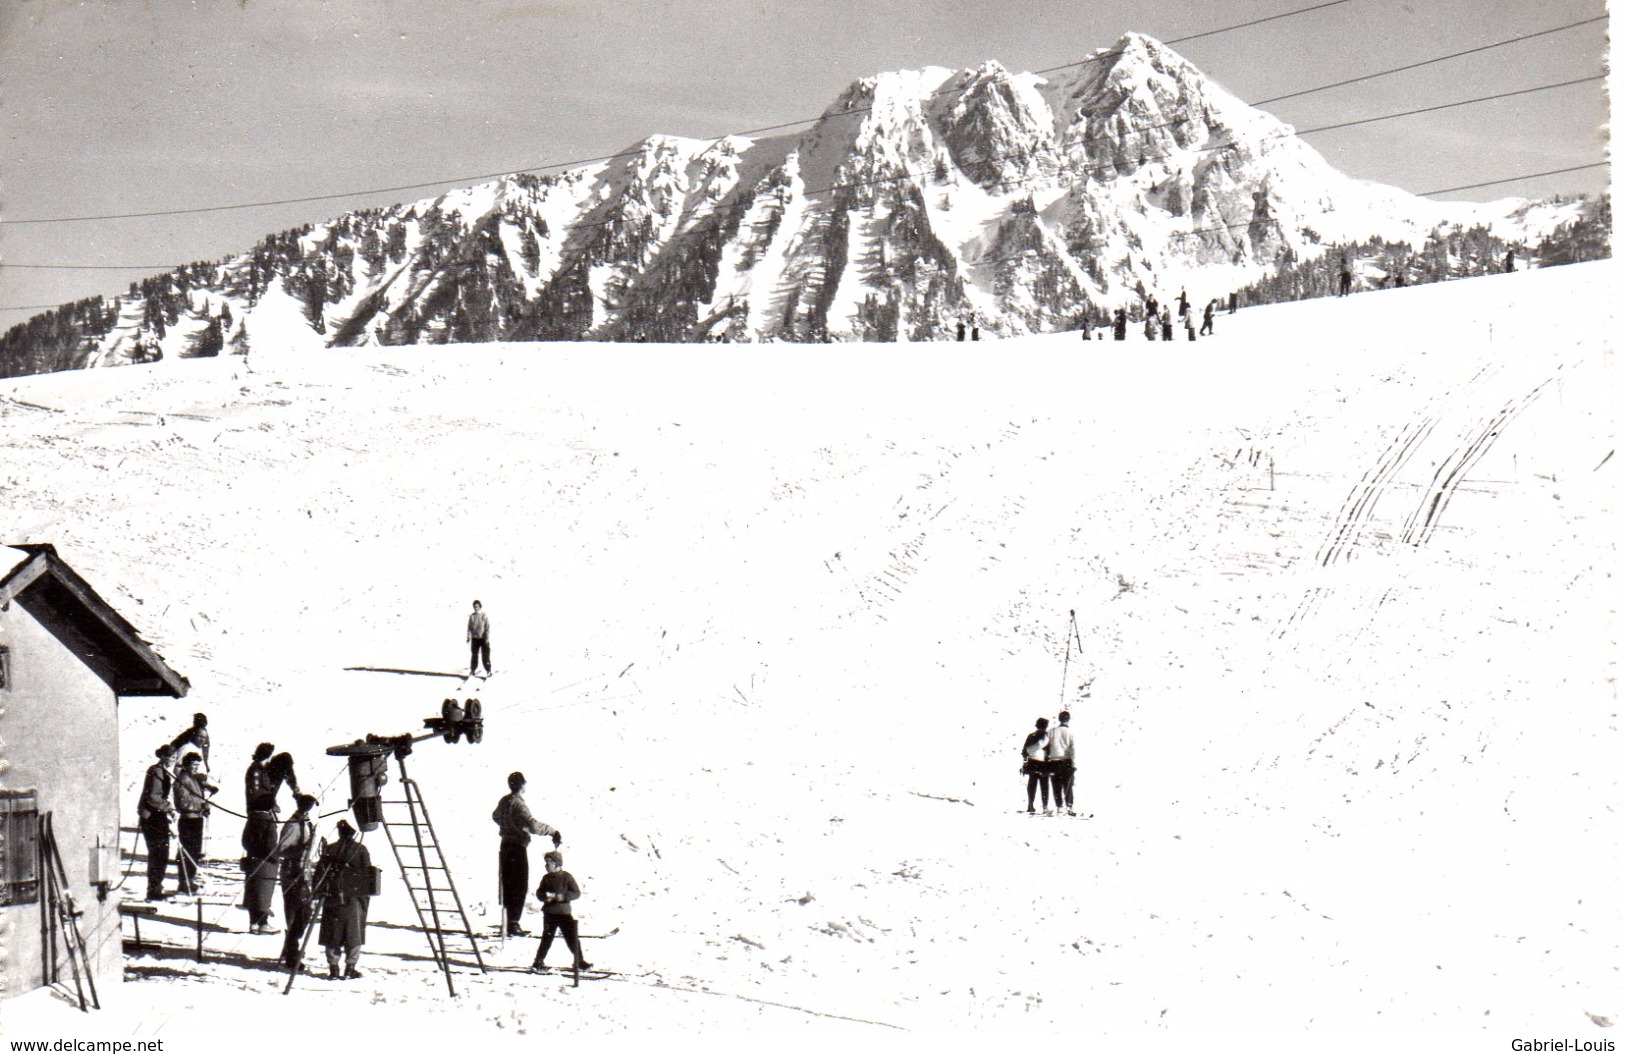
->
318;698;486;996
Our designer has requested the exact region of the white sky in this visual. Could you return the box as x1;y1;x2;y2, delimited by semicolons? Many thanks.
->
0;0;1611;324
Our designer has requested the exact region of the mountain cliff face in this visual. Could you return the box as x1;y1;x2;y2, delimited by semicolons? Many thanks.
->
0;34;1593;373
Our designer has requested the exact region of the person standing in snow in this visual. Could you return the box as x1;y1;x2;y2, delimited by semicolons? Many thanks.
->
1228;291;1238;315
530;850;590;972
493;772;561;938
1160;308;1174;342
138;745;177;900
173;752;217;895
316;819;374;979
1113;309;1127;341
277;793;320;972
1200;300;1216;336
1504;248;1516;273
169;712;211;770
1338;267;1353;297
1047;712;1077;816
956;320;966;342
468;599;493;677
1177;288;1189;318
243;743;299;933
1021;717;1052;815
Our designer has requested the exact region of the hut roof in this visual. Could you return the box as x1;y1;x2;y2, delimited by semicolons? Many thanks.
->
0;543;189;698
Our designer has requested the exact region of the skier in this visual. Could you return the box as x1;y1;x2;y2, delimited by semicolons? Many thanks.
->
168;712;211;770
1177;287;1189;318
956;320;966;342
243;744;299;933
1021;717;1052;815
1338;267;1353;297
530;850;591;973
1113;308;1127;341
1228;291;1237;315
1046;711;1077;816
277;794;320;972
1200;299;1216;336
173;752;217;895
316;819;374;980
1185;312;1197;341
492;772;562;937
1504;248;1516;273
1160;308;1174;342
468;599;493;678
138;745;177;900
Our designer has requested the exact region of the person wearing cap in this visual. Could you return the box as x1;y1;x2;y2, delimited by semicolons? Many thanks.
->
242;742;283;933
492;772;561;938
467;599;493;677
277;793;321;971
172;752;218;895
529;849;590;973
316;818;373;979
138;745;177;900
1020;717;1052;815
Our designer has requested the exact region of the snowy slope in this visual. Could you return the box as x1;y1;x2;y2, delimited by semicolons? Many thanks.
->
0;261;1617;1039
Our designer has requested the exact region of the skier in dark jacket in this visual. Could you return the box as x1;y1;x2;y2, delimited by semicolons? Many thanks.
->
530;850;590;972
138;746;177;900
1113;308;1127;341
492;772;561;937
1200;300;1216;336
316;819;373;979
1021;718;1052;814
277;794;320;971
168;713;211;770
242;744;299;933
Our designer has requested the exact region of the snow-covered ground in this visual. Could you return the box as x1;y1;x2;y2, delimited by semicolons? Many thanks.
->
0;262;1617;1043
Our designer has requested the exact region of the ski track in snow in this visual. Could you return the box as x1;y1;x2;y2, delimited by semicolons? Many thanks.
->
0;262;1616;1037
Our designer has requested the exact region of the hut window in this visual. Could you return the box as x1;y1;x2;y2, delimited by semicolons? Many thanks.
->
0;792;40;906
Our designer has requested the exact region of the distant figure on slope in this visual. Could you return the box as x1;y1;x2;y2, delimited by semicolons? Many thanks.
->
1144;313;1159;341
1185;312;1197;341
1177;288;1189;318
530;850;590;972
1504;248;1516;273
277;794;320;972
173;752;217;895
1046;711;1077;816
1160;308;1174;342
1200;300;1216;336
316;819;374;980
1021;717;1052;815
956;320;966;342
493;771;562;938
971;324;980;342
1338;267;1353;297
1113;308;1127;341
1146;294;1159;320
138;745;177;900
169;712;211;771
468;599;493;677
1228;291;1237;315
1395;272;1405;288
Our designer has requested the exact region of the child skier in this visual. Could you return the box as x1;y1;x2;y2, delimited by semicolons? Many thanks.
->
530;850;591;973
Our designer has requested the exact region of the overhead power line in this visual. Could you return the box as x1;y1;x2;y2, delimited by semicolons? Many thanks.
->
0;0;1358;227
1;67;1603;274
1252;14;1606;105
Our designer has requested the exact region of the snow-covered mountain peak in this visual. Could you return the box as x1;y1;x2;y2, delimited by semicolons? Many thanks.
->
1;33;1604;370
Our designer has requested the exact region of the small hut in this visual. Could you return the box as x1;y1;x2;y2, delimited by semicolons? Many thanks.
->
1;543;188;1004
